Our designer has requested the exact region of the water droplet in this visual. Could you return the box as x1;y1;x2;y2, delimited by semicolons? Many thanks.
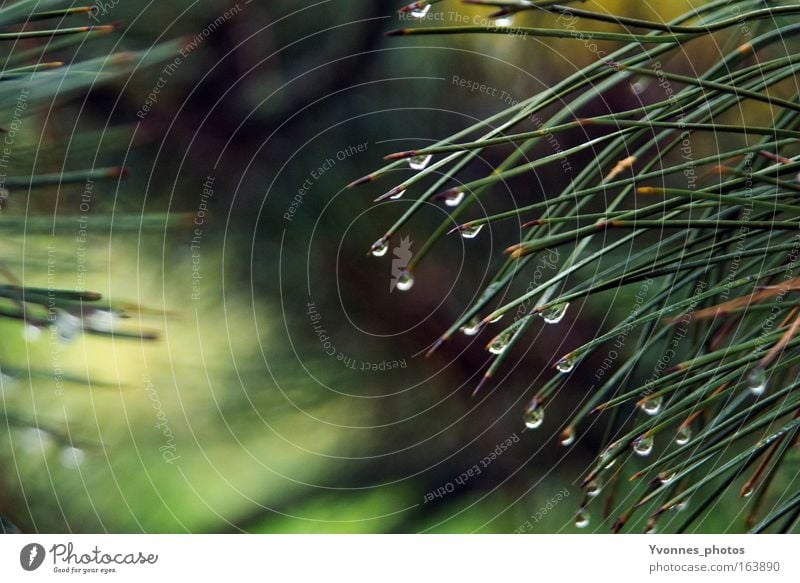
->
560;427;575;446
488;332;511;355
746;368;767;396
540;302;569;325
20;428;51;454
633;434;654;457
586;480;602;498
0;373;17;395
444;189;464;207
640;395;663;416
556;354;576;373
604;458;617;469
674;499;690;512
410;4;431;18
523;399;544;429
85;310;118;333
495;15;514;27
461;317;482;336
60;446;86;470
395;271;415;292
575;509;590;529
742;485;754;498
600;440;621;461
408;154;432;171
23;324;43;342
370;237;389;257
675;426;692;446
389;189;406;200
54;310;82;343
488;313;503;324
658;471;676;485
460;224;483;239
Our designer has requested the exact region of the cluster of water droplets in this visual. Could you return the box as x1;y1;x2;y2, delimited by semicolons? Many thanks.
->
18;427;86;470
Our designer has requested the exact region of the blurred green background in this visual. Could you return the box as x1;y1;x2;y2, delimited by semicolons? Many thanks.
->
0;0;790;533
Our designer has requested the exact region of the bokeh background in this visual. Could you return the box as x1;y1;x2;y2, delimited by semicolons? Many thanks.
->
0;0;784;533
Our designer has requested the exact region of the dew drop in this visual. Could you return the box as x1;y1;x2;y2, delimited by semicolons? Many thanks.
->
555;354;576;373
410;4;431;18
742;485;754;498
746;368;767;396
560;427;575;447
395;271;415;292
23;324;43;342
540;302;569;325
488;313;503;324
523;399;544;429
54;310;82;343
640;395;663;416
85;310;119;333
389;189;406;200
0;373;17;395
658;471;676;485
600;440;621;462
674;499;690;512
20;428;51;454
60;446;86;470
633;434;654;457
461;317;482;336
575;509;590;529
495;15;514;27
370;237;389;257
675;426;692;446
585;480;602;498
460;224;483;239
488;333;510;355
444;189;465;207
408;154;432;171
